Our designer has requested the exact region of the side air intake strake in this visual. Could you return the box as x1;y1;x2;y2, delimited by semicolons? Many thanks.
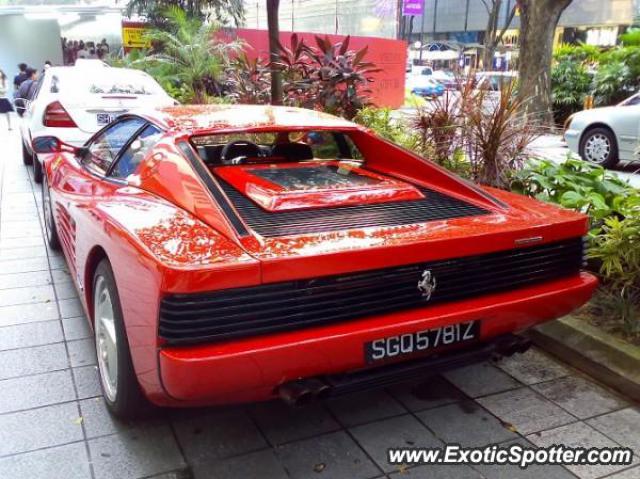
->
217;178;489;237
159;238;585;345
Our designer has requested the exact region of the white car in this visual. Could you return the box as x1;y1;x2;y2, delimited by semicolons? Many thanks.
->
565;93;640;168
19;64;175;183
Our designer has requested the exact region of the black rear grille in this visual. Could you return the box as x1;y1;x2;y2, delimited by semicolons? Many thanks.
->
159;238;584;344
218;178;489;237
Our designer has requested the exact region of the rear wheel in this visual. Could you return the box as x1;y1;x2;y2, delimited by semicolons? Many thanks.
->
94;259;148;419
22;142;32;165
579;127;619;168
33;155;43;184
42;174;60;250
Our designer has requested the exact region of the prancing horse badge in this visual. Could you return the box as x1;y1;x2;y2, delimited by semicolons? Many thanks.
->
417;269;437;301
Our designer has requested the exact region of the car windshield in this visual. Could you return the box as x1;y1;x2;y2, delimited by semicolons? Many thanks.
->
620;93;640;106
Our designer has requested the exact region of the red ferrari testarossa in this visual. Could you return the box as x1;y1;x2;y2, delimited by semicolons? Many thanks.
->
33;105;597;418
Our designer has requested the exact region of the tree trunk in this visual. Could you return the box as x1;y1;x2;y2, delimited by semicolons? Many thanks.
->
482;0;500;69
266;0;283;105
517;0;572;125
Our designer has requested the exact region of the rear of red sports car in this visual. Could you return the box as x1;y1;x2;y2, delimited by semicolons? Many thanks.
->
117;106;597;408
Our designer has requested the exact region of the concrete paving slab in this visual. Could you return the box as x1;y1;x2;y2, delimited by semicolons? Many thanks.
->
477;387;576;435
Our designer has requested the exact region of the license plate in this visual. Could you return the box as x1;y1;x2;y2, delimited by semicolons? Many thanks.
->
365;321;480;363
96;113;115;125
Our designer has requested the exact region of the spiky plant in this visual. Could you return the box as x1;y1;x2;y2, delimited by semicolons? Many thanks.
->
143;6;244;103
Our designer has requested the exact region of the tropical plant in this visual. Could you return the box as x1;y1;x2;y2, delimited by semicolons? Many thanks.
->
551;59;591;122
225;53;271;104
275;34;380;119
353;107;419;150
125;0;244;27
620;28;640;46
513;158;640;335
465;81;540;189
142;6;244;103
553;42;601;63
592;61;633;106
412;91;466;167
589;210;640;335
511;158;638;228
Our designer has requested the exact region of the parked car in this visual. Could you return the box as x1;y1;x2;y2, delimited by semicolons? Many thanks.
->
474;71;518;92
18;63;175;183
409;67;457;90
410;77;445;98
564;92;640;168
33;105;596;418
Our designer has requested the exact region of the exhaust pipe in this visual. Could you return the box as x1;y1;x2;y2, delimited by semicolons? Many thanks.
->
277;378;330;406
493;335;532;359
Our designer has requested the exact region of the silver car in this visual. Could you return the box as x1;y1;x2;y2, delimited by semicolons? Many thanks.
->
565;93;640;168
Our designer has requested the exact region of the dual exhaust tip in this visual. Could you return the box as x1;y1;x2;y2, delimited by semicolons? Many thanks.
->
277;335;532;407
277;378;330;407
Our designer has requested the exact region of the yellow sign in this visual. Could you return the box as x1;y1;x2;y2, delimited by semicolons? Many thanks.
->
122;26;151;49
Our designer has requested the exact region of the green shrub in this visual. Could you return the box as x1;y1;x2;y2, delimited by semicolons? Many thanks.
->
592;61;633;106
511;158;636;228
553;42;602;63
551;59;592;122
589;211;640;335
513;158;640;335
620;28;640;46
353;107;419;150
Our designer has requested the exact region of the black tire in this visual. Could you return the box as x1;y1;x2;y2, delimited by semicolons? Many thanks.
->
93;259;148;419
22;142;33;165
579;127;619;168
33;155;43;184
42;173;60;250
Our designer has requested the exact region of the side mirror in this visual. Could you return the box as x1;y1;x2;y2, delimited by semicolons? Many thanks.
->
32;136;81;155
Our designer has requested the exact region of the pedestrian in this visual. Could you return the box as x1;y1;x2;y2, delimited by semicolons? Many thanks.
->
99;38;110;55
13;63;28;90
77;41;88;60
15;67;37;117
0;69;14;130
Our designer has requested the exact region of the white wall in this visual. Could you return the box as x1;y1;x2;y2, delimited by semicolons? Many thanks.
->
0;15;63;97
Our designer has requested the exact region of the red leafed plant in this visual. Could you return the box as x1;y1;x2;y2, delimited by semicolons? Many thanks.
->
226;52;271;104
275;34;380;119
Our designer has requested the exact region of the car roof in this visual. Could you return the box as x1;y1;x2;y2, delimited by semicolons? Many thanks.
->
138;105;360;133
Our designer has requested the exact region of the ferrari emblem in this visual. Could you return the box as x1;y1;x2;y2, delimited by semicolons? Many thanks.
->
417;269;437;301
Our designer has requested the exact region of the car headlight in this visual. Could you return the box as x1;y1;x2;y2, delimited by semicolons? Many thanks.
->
563;114;575;137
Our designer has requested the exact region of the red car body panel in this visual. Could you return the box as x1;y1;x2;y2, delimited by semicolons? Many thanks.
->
158;274;596;406
41;105;597;407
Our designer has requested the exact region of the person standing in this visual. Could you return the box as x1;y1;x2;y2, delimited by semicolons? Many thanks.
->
15;68;37;117
13;63;28;90
76;41;89;60
99;38;110;55
0;69;14;130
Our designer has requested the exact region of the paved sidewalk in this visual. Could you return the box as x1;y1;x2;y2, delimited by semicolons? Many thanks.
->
0;127;639;479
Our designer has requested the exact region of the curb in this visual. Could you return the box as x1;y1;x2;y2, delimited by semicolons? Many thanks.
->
528;315;640;402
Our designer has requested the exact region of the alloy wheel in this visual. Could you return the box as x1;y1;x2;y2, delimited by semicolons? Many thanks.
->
584;133;611;164
95;276;118;402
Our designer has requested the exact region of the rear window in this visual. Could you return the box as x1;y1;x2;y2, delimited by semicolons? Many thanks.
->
52;70;165;96
191;130;363;165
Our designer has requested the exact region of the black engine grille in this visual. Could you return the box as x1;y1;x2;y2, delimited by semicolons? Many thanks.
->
159;238;584;344
218;178;489;237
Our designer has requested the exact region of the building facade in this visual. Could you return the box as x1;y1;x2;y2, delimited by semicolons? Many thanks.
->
243;0;637;46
